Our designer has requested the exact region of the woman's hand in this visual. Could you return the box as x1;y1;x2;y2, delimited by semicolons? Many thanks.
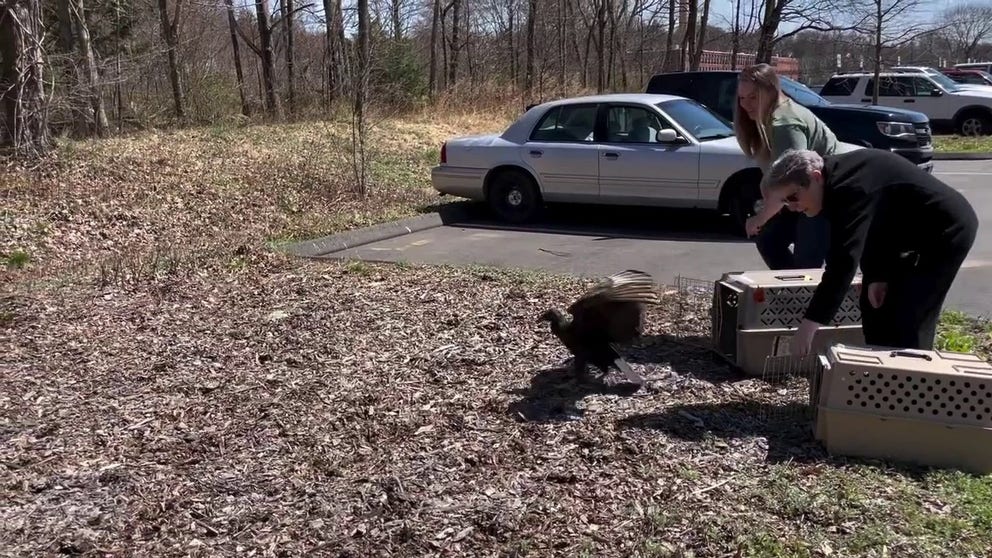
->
745;201;783;237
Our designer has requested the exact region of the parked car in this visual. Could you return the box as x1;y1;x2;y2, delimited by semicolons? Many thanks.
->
819;70;992;136
431;93;860;232
942;68;992;87
954;62;992;73
891;66;992;92
644;70;934;172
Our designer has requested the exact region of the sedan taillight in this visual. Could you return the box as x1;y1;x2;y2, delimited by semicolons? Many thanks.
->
440;142;447;164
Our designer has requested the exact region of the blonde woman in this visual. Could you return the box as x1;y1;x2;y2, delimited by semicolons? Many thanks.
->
735;63;844;270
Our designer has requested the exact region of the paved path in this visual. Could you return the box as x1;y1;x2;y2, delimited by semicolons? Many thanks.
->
323;160;992;318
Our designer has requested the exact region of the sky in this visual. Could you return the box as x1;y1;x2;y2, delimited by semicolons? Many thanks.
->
702;0;957;37
289;0;974;42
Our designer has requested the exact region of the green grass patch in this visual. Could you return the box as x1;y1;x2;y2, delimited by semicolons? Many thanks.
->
932;135;992;153
936;310;991;359
2;249;30;269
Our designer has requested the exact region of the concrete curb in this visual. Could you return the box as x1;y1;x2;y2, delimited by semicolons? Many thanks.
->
275;201;477;258
933;151;992;160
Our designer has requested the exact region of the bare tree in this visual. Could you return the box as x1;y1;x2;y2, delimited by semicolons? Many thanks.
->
252;0;281;116
280;0;295;114
755;0;865;63
223;0;249;116
352;0;371;197
59;0;109;137
0;0;51;154
157;0;186;119
525;0;536;93
852;0;938;104
940;3;992;63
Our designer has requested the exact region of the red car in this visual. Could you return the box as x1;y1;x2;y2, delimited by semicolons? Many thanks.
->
941;68;992;86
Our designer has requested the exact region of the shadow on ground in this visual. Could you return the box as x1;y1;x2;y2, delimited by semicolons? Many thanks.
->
619;400;826;464
627;333;745;384
506;365;642;423
417;200;751;244
619;401;941;477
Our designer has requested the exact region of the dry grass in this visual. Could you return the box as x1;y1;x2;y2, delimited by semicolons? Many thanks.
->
1;108;511;287
4;110;992;557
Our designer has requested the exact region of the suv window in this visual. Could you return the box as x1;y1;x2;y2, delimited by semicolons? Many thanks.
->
530;104;597;142
866;76;935;96
820;77;860;96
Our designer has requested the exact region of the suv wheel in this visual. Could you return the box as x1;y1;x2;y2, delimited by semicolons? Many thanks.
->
957;111;992;136
487;168;542;223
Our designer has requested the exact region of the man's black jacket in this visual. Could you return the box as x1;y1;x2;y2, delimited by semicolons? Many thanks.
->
804;148;979;325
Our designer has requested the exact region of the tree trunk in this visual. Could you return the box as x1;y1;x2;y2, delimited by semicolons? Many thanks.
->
254;0;281;117
157;0;186;119
596;0;606;92
557;0;565;95
692;0;710;70
730;0;741;69
429;0;439;96
525;0;536;93
664;0;675;70
224;0;249;116
448;0;460;85
508;0;515;87
0;0;51;154
755;0;782;63
68;0;108;137
284;0;295;114
872;1;881;105
352;0;370;197
391;0;401;40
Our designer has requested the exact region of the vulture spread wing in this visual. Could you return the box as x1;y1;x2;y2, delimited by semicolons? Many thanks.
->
566;269;660;344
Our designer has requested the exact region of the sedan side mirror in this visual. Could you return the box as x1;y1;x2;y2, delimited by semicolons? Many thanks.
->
656;128;680;143
931;88;943;96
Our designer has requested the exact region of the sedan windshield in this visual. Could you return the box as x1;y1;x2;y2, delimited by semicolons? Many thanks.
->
656;99;735;141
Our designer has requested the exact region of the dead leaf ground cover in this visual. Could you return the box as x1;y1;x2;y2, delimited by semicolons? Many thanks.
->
3;114;992;557
2;256;991;557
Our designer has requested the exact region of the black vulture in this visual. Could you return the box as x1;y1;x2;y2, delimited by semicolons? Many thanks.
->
538;269;660;385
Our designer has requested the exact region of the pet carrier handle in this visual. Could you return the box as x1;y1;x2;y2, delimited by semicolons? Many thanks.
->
889;350;933;361
773;274;813;282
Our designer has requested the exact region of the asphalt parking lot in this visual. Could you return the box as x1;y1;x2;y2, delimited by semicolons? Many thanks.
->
321;160;992;318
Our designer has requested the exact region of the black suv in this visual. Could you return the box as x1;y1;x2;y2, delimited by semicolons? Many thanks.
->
645;71;934;172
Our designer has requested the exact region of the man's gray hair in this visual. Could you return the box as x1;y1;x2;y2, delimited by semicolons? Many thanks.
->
766;148;824;190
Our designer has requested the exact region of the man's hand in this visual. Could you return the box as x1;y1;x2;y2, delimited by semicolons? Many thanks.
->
867;282;888;309
793;319;821;357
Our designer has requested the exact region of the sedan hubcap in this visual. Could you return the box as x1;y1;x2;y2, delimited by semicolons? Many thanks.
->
507;188;523;206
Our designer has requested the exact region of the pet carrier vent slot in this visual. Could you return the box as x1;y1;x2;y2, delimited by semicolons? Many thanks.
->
841;369;992;425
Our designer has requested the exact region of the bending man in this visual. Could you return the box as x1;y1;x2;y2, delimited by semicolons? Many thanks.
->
761;148;979;355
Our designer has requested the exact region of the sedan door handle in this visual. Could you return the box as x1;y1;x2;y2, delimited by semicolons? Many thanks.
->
903;99;915;103
860;98;871;102
529;150;543;157
603;152;619;159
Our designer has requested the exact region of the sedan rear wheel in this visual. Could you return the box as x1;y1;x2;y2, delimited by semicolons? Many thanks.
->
487;169;542;223
727;180;762;237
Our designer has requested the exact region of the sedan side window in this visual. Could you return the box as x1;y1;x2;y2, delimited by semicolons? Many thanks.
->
605;106;666;143
530;104;597;142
